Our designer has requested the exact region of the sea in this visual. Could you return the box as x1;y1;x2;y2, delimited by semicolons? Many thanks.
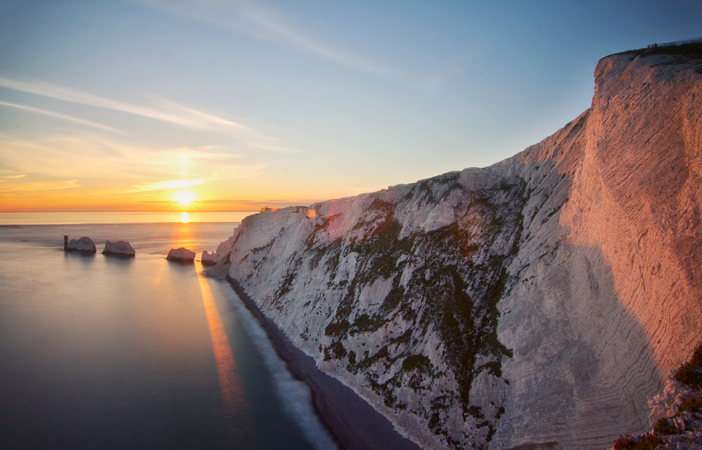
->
0;212;336;450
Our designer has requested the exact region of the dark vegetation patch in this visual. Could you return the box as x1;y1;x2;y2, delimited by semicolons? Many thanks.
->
612;433;661;450
624;41;702;60
251;238;275;254
653;417;679;436
322;176;526;442
275;268;297;298
674;342;702;388
402;355;432;372
612;341;702;448
324;341;347;361
254;173;528;449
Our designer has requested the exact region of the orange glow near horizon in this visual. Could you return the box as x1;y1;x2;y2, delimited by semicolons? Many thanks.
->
181;212;190;223
174;191;196;207
0;181;325;214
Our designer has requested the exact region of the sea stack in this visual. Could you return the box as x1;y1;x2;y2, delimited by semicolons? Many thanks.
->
102;240;136;257
201;250;216;266
166;247;196;263
65;236;96;253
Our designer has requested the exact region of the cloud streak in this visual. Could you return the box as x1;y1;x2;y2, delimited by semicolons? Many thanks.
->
131;0;393;78
0;100;124;133
0;75;297;153
0;132;269;183
0;76;244;131
0;178;80;193
129;178;203;193
423;66;465;101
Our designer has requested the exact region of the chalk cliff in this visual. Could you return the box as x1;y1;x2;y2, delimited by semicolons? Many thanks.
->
213;46;702;449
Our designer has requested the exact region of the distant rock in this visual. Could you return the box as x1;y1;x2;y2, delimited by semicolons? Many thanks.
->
201;250;216;266
166;247;195;262
66;236;96;253
102;240;135;257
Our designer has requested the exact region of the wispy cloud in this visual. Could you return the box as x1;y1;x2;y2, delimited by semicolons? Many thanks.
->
130;0;393;78
0;76;244;132
0;171;27;180
0;132;269;183
0;178;80;193
165;146;243;160
423;66;465;101
0;75;298;153
0;100;124;133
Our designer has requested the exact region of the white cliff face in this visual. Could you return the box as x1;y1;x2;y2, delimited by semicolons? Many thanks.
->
102;240;135;256
66;236;96;253
216;49;702;450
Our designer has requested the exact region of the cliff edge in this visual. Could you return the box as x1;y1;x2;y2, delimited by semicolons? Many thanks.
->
212;46;702;449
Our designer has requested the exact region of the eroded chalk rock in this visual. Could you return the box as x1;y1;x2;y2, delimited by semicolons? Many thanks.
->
166;247;195;262
201;250;216;266
211;46;702;450
102;240;135;257
66;236;96;253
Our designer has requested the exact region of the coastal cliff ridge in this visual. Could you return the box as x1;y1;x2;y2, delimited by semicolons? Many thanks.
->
210;44;702;450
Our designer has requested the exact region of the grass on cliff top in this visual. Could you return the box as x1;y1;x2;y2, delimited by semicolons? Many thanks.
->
616;41;702;60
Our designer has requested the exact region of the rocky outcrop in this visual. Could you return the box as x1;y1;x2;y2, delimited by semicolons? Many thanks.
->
213;45;702;449
201;250;215;265
102;240;135;257
608;343;702;450
66;236;96;253
166;247;195;262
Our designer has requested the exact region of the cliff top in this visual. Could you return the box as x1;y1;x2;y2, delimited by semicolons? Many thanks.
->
610;39;702;60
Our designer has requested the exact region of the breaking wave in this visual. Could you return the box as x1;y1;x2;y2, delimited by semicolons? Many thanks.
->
223;288;337;450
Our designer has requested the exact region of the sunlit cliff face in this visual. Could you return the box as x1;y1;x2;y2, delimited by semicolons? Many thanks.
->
210;50;702;450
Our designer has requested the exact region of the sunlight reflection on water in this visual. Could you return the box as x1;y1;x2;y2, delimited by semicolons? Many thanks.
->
0;222;315;449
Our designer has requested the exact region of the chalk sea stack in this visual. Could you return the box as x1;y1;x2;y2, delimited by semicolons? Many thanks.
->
102;240;135;257
201;250;216;266
166;247;196;263
211;44;702;449
65;236;96;253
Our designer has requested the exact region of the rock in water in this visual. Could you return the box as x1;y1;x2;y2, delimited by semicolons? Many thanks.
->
166;247;195;262
201;250;216;266
66;236;96;253
102;240;135;257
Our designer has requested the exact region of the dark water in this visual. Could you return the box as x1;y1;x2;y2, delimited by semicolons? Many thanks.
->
0;222;335;449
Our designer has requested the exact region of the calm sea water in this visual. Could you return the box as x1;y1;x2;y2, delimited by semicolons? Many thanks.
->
0;216;335;450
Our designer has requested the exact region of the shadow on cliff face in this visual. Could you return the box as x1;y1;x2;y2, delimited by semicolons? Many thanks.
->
225;138;668;449
492;154;662;449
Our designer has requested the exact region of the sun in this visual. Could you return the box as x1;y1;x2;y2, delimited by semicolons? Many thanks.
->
181;212;190;223
174;191;195;207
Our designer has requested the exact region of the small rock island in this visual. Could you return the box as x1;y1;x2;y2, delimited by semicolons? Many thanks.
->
102;240;135;257
166;247;196;263
65;236;96;253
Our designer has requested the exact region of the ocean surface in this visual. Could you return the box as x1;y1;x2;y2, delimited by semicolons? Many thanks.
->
0;213;336;449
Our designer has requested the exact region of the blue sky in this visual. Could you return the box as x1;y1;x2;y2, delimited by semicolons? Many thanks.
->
0;0;700;211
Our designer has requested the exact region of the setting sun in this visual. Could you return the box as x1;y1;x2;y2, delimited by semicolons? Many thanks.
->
174;191;195;207
181;212;190;223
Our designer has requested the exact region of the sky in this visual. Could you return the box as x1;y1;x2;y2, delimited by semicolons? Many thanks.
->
0;0;700;213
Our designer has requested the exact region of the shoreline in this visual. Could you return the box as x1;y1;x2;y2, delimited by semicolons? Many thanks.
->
225;276;421;450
